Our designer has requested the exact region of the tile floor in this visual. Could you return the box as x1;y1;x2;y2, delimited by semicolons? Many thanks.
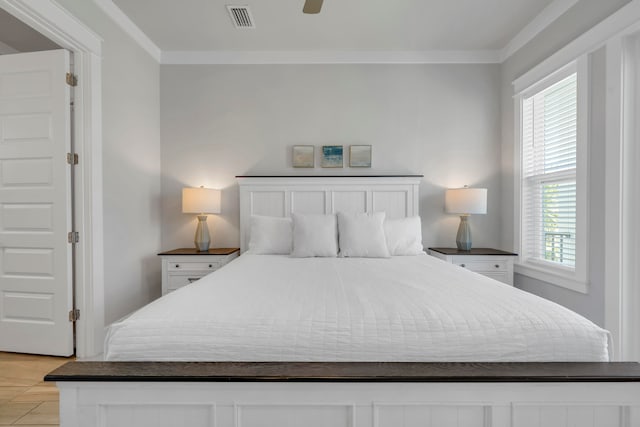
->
0;352;72;426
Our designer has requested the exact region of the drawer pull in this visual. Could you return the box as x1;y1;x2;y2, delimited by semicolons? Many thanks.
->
175;264;180;268
460;264;466;268
208;264;213;268
495;264;500;268
187;277;199;283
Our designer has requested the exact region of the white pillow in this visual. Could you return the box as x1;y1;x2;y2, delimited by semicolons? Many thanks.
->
291;213;338;257
337;212;390;258
248;215;292;255
384;216;424;255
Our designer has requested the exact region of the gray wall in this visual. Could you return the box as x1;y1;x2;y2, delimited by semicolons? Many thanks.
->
500;0;630;326
160;64;503;253
54;1;162;324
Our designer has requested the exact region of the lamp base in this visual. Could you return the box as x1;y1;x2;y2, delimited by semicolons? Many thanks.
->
194;215;210;252
456;215;472;251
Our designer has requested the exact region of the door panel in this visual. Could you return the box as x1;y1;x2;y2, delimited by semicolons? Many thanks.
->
0;49;73;356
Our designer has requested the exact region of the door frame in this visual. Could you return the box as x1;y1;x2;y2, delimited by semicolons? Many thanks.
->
0;0;104;357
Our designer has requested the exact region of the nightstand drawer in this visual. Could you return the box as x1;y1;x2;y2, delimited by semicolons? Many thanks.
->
167;273;208;292
428;248;517;286
454;259;508;272
479;272;509;283
159;248;240;296
168;261;221;271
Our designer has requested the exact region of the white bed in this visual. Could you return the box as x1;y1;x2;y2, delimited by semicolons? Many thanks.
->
52;176;640;427
105;253;609;362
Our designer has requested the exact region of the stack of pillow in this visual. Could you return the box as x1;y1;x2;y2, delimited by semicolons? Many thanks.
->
248;212;423;257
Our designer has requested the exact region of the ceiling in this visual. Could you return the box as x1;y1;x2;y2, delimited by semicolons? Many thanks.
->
111;0;555;52
0;8;60;54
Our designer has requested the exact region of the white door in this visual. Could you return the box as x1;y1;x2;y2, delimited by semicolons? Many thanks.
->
0;49;74;356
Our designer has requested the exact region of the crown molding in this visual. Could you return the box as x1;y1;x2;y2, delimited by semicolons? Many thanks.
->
90;0;576;65
500;0;579;62
161;50;502;65
93;0;160;62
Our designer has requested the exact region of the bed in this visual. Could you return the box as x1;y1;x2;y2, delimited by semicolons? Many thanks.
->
47;176;640;427
104;254;609;362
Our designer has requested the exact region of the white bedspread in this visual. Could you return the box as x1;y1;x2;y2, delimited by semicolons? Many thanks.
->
104;254;609;361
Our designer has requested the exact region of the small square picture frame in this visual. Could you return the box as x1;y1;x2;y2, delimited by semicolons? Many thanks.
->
349;145;372;168
321;145;344;168
292;145;315;168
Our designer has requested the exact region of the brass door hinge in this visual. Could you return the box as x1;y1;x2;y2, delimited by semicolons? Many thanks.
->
68;231;79;244
66;153;78;165
69;309;80;322
66;72;77;87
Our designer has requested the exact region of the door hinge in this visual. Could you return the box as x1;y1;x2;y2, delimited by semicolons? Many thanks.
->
67;231;79;244
68;309;80;322
66;153;78;165
66;72;77;87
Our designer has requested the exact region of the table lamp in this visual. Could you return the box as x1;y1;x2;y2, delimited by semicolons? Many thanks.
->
182;186;221;251
445;186;487;251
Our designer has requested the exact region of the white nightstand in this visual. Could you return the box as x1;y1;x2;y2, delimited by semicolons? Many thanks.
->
428;247;517;286
158;248;239;295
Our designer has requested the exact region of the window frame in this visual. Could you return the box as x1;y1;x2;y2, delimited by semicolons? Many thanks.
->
514;57;590;293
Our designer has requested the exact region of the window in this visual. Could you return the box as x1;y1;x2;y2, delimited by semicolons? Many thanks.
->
516;60;588;292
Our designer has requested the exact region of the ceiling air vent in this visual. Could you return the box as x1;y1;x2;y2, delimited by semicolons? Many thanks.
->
226;5;255;29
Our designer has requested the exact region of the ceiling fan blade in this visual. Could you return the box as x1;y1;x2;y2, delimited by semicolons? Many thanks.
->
303;0;323;14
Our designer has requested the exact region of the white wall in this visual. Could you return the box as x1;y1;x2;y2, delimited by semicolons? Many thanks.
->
160;64;502;253
500;0;631;326
54;0;162;324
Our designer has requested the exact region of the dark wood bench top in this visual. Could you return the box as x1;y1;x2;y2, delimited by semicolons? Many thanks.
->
45;362;640;383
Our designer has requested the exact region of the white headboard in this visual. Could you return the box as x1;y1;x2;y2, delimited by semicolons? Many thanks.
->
237;176;422;253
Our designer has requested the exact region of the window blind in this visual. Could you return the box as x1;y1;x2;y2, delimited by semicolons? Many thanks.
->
522;73;577;268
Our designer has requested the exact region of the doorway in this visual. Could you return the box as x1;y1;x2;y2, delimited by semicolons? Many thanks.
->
0;0;104;358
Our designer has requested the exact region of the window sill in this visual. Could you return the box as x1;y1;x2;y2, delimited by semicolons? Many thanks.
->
515;262;589;294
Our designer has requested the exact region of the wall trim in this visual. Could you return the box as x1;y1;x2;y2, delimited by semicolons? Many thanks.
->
160;50;502;65
513;0;640;94
0;0;105;358
1;0;102;54
500;0;579;62
92;0;575;65
93;0;161;62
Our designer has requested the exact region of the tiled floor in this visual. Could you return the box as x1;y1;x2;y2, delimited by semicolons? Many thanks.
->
0;352;72;426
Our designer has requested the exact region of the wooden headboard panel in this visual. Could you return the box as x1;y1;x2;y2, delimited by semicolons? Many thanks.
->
237;176;422;253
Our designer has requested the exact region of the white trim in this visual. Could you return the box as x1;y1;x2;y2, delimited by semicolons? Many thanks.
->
622;33;640;362
160;50;501;65
93;0;161;62
605;37;624;361
0;0;105;358
0;40;18;54
0;0;102;54
514;263;588;294
513;0;640;93
500;0;579;62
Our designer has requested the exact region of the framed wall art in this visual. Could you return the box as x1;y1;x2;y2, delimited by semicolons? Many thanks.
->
292;145;314;168
321;145;343;168
349;145;372;168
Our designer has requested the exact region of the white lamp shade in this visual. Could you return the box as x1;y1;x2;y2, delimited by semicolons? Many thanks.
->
182;187;221;214
445;187;487;215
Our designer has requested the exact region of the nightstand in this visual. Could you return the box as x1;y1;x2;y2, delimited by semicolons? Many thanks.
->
158;248;239;295
428;247;517;286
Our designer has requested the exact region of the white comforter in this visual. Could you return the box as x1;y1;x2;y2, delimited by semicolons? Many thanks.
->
104;254;609;361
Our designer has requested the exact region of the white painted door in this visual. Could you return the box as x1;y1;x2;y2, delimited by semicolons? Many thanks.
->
0;50;74;356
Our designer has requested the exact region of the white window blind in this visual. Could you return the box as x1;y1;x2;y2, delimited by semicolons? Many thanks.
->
521;72;577;268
